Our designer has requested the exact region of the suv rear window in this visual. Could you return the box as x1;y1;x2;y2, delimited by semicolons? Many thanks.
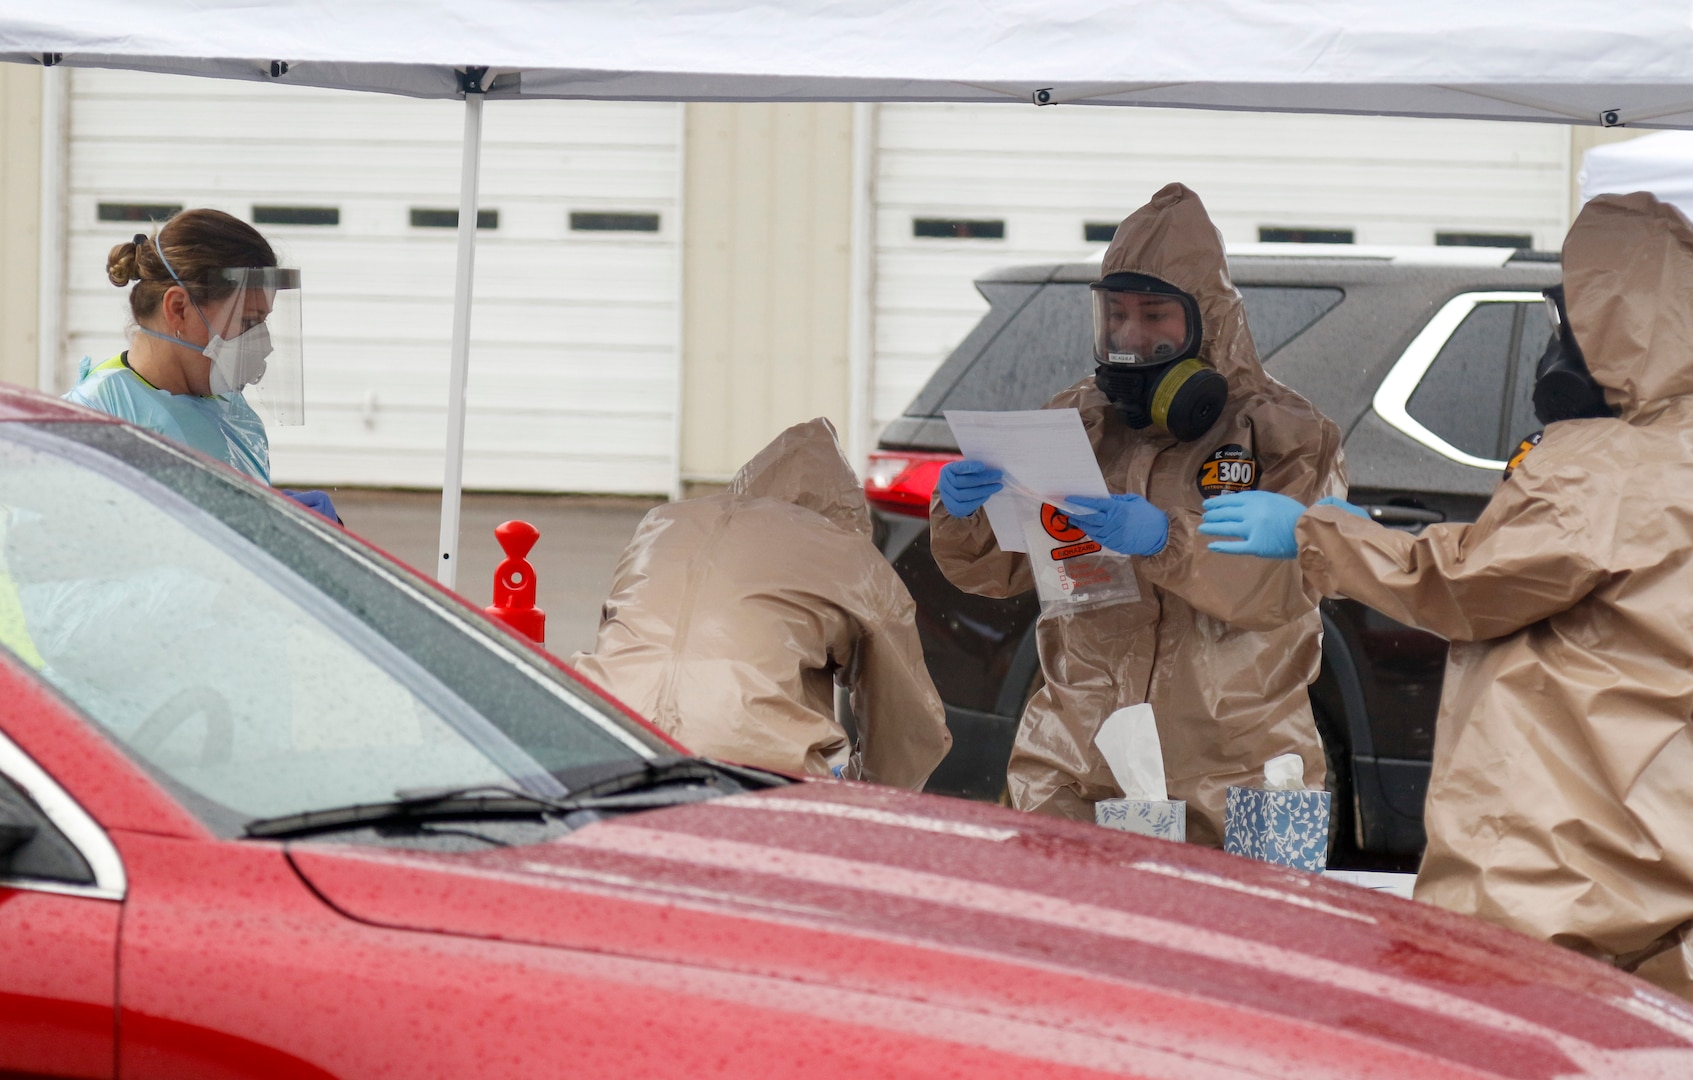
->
1405;299;1549;460
926;283;1342;414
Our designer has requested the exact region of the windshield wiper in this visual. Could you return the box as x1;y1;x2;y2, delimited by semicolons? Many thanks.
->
242;767;759;841
245;757;791;841
245;786;561;839
555;755;790;800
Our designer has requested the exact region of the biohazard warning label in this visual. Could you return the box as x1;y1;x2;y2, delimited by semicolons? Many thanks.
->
1503;430;1542;481
1041;503;1101;560
1197;444;1258;497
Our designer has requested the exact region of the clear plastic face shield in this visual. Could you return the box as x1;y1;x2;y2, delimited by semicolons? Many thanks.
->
1090;282;1201;367
197;267;304;425
140;229;305;426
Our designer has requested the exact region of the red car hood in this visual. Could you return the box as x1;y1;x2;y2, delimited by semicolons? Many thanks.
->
291;783;1693;1079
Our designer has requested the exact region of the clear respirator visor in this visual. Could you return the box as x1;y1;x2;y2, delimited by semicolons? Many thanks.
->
200;267;304;426
1089;279;1202;368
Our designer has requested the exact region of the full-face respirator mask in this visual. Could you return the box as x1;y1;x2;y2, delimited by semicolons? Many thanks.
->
1090;272;1228;441
1533;284;1614;426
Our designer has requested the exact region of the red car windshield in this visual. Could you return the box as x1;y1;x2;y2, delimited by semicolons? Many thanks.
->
0;421;667;836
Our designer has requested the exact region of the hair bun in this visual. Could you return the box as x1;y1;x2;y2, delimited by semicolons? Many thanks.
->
106;238;142;287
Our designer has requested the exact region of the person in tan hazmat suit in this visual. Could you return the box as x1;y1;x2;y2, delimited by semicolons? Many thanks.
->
571;418;951;789
930;184;1346;844
1200;190;1693;1002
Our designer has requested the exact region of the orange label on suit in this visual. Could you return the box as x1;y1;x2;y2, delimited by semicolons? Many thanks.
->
1503;431;1542;481
1197;444;1258;497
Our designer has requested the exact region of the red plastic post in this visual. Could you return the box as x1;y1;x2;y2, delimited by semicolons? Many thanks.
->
485;520;546;644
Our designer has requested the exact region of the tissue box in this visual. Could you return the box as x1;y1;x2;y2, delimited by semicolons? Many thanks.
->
1095;798;1186;842
1223;787;1331;871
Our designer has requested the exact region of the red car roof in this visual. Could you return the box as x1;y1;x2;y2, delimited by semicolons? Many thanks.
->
0;382;119;424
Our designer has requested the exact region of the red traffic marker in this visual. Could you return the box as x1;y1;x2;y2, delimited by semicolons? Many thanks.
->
485;520;546;645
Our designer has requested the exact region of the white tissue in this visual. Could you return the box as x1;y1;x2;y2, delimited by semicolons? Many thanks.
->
1263;752;1305;791
1093;704;1166;801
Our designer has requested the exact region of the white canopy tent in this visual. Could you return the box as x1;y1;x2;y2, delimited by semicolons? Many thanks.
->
10;0;1693;588
1581;131;1693;219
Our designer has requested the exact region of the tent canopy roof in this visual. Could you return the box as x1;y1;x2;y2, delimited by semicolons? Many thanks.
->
10;1;1693;127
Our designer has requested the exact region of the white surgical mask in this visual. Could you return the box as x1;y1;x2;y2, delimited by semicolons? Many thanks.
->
204;323;273;394
136;320;271;395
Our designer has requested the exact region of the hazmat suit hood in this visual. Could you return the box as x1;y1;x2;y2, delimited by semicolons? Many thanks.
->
572;415;948;789
1564;191;1693;420
1100;183;1265;389
726;417;871;537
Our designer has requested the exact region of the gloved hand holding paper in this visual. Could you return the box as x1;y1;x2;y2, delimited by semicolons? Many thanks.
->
1094;703;1167;800
944;409;1110;553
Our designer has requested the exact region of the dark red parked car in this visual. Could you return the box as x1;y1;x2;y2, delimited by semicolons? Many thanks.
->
3;385;1691;1079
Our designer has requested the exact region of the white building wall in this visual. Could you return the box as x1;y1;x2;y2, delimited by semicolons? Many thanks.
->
0;64;41;390
55;77;1584;488
63;69;683;493
871;104;1572;429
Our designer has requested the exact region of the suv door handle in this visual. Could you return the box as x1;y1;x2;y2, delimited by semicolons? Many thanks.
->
1355;504;1445;527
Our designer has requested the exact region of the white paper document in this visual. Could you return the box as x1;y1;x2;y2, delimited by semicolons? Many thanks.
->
944;409;1110;552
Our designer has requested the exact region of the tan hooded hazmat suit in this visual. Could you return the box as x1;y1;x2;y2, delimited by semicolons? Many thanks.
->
1295;191;1693;1001
571;418;951;789
931;184;1346;844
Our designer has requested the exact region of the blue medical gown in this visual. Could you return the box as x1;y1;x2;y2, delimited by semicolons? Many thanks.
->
65;355;271;483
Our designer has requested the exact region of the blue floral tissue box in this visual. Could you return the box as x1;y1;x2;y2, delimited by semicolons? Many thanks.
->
1095;798;1186;842
1223;787;1331;871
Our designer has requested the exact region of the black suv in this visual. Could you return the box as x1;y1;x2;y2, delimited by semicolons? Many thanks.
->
866;250;1561;861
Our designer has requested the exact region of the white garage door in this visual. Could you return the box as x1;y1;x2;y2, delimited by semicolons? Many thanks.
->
63;70;682;494
872;104;1571;430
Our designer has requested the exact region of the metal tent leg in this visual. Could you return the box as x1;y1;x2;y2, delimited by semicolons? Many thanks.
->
437;90;484;589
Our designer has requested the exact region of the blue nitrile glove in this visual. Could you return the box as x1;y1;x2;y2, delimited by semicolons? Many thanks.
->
1066;494;1169;556
937;460;1004;518
1198;491;1307;558
282;488;342;524
1315;496;1370;519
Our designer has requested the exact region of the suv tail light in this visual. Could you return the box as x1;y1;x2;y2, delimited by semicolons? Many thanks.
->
864;451;960;518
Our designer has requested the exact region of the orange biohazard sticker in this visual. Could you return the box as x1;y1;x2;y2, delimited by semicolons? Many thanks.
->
1197;444;1257;498
1502;431;1542;481
1041;503;1101;560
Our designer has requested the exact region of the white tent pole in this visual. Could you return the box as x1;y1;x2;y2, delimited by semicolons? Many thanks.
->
37;64;68;393
846;101;877;473
436;88;484;589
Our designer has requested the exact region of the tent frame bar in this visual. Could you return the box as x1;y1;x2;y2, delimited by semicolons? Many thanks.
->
436;88;484;588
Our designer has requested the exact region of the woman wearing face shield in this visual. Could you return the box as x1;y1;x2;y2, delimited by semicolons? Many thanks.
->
65;209;337;521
